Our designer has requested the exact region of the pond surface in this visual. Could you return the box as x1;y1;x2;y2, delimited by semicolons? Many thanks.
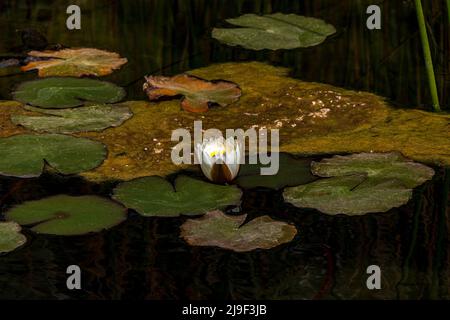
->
0;0;449;300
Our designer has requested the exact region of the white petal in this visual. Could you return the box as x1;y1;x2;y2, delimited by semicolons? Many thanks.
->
225;162;240;179
194;143;203;164
200;155;214;181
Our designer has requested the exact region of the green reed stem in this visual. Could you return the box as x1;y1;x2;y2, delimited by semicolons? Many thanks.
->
414;0;441;111
447;0;450;25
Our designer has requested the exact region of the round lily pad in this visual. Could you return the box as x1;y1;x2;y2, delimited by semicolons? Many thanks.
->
212;13;336;50
180;210;297;252
283;152;435;215
5;195;127;236
0;222;27;254
12;77;126;108
235;153;316;189
0;134;107;178
11;104;133;133
112;175;242;217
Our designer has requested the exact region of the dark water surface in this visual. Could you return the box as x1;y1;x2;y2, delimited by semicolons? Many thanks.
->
0;0;449;300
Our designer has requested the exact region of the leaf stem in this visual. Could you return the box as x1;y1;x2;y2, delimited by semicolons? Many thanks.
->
414;0;441;112
447;0;450;26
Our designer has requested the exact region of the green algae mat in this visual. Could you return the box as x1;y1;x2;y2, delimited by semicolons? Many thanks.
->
0;62;449;182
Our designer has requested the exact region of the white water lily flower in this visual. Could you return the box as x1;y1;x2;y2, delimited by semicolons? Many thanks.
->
195;136;241;183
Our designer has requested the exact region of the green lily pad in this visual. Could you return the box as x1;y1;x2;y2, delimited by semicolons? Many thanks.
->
180;210;297;252
11;104;133;133
235;153;316;189
283;152;435;215
212;13;336;50
12;77;126;108
0;222;27;254
5;195;127;236
0;134;107;177
113;175;242;217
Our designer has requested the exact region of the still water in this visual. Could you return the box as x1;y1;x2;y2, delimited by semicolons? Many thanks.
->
0;0;449;299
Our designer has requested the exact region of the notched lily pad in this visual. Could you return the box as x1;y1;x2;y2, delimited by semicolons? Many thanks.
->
180;210;297;252
143;74;241;112
310;152;435;187
12;77;126;108
0;134;107;177
11;103;133;133
283;152;435;215
0;222;27;254
212;13;336;50
5;195;127;236
21;48;128;77
235;153;317;189
113;175;242;217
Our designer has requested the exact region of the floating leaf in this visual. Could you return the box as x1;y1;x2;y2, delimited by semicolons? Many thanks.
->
5;195;127;236
11;104;133;133
21;48;127;77
12;78;126;108
212;13;336;50
310;152;435;187
143;74;241;112
0;134;106;177
283;152;435;215
180;210;297;252
113;175;242;217
0;222;27;254
235;153;316;189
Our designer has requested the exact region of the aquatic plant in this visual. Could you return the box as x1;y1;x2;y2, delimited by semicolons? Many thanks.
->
447;0;450;26
180;210;297;252
0;134;106;177
283;152;435;215
143;74;241;112
212;13;336;50
5;195;127;236
12;77;126;108
11;103;133;134
195;136;241;183
414;0;441;111
113;175;242;217
0;222;26;254
21;48;128;77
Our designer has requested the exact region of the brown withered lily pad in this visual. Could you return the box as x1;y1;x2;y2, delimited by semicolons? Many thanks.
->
180;210;297;252
143;74;241;112
21;48;128;77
